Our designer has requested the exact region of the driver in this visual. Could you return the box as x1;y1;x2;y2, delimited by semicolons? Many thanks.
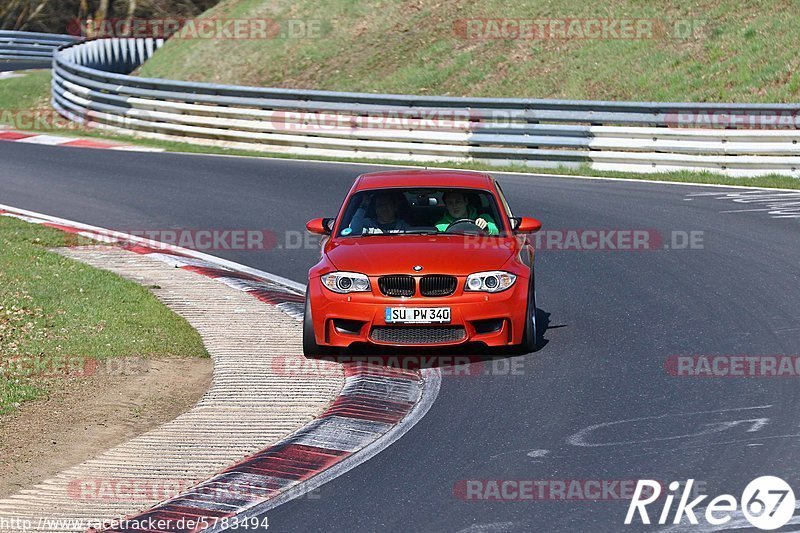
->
435;190;499;235
347;192;410;235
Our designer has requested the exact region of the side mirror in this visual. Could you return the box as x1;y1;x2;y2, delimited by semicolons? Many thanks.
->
512;217;542;234
306;218;334;235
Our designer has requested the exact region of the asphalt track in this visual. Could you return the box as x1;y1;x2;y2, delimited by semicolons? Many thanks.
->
0;60;49;72
1;140;799;532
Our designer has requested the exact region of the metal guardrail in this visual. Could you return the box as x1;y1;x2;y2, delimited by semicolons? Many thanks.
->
47;37;800;177
0;30;78;62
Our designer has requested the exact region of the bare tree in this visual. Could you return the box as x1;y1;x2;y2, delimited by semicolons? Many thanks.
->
94;0;108;21
19;0;50;30
0;0;219;32
0;0;22;23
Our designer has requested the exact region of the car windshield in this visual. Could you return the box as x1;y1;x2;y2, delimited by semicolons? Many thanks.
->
336;187;505;237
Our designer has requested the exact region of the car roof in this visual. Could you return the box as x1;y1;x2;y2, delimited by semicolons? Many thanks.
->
353;169;494;191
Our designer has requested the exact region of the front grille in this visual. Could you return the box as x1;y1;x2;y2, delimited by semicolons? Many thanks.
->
370;326;466;345
420;275;457;297
378;275;415;297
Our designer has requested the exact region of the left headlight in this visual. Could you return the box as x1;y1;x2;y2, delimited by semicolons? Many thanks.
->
321;271;371;293
465;271;516;293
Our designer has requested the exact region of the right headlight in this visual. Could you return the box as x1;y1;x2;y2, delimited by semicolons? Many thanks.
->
465;271;516;293
321;271;371;293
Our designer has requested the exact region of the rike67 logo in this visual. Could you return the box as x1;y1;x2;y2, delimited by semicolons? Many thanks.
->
625;477;796;530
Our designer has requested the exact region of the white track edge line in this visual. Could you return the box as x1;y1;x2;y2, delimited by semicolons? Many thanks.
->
0;203;306;293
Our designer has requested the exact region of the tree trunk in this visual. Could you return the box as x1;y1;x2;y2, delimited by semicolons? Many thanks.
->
95;0;109;21
19;0;50;30
0;0;23;24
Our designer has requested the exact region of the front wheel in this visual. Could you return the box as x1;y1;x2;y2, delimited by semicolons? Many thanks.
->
518;274;538;354
303;291;336;357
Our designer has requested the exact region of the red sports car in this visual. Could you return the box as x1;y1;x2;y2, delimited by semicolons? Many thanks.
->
303;169;542;355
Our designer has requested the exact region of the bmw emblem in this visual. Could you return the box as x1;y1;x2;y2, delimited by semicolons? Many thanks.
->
413;265;423;272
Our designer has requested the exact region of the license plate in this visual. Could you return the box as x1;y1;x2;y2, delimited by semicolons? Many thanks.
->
385;307;451;324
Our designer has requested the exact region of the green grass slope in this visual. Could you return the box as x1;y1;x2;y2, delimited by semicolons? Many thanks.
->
138;0;800;102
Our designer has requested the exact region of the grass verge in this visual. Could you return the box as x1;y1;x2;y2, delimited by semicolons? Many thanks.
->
1;68;799;190
0;215;208;415
0;69;51;112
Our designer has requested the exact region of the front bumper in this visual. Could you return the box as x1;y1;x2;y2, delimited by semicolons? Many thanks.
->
307;276;529;348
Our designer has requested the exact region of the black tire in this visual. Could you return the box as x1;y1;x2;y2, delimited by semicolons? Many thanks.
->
519;272;538;354
303;292;336;357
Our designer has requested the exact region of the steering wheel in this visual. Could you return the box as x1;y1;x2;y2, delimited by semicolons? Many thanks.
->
445;218;487;235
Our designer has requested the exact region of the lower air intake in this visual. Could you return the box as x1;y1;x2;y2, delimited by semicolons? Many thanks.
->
370;326;466;344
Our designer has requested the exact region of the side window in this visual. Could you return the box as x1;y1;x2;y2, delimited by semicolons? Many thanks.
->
495;182;514;218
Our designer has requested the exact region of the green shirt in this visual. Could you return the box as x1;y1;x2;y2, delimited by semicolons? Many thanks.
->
435;206;500;235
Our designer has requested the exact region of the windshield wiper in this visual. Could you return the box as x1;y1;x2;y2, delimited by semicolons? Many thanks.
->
442;231;499;237
340;229;440;237
341;231;415;237
401;230;439;235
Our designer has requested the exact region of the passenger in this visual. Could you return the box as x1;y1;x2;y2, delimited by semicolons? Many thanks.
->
347;192;410;235
435;190;499;235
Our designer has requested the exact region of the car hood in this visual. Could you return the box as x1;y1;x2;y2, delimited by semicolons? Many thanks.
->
324;235;518;276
